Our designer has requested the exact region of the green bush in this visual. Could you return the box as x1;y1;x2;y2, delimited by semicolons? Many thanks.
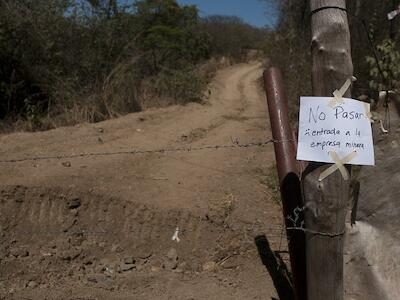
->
366;39;400;93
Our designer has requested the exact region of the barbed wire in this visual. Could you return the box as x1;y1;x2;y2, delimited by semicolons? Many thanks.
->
285;206;346;237
0;138;294;164
286;227;345;238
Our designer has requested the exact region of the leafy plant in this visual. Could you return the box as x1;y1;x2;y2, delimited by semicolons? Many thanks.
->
134;0;210;73
366;39;400;92
23;98;41;130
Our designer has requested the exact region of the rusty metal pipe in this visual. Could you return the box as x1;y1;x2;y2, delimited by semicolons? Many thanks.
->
263;67;307;300
264;68;298;182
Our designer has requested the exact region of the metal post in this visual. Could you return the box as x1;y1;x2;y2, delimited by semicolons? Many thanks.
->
264;67;307;300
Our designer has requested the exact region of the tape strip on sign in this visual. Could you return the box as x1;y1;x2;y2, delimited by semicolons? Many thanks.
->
363;102;374;123
329;79;352;108
318;150;358;182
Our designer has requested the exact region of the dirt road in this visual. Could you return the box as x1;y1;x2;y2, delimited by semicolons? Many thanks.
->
0;62;289;299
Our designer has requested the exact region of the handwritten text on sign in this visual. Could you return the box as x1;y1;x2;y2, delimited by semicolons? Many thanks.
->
296;97;375;166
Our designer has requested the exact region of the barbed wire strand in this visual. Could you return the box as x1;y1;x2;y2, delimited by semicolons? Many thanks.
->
286;227;345;238
0;139;294;164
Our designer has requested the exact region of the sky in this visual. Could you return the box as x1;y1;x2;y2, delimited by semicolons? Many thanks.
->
177;0;277;28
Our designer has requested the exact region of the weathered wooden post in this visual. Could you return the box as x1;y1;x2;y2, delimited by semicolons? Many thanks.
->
304;1;353;300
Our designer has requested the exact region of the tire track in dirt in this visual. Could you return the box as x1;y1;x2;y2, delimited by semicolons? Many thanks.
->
1;185;276;264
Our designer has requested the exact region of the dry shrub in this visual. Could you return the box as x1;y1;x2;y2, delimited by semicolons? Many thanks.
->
102;55;143;118
140;67;207;109
196;56;235;81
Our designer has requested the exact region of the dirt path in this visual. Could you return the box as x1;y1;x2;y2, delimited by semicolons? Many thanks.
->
0;62;289;299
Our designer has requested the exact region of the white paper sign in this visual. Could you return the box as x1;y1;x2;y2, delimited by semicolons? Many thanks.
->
296;97;375;166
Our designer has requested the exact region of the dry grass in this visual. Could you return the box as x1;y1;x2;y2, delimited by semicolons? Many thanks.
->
254;165;280;204
0;56;240;134
207;193;236;227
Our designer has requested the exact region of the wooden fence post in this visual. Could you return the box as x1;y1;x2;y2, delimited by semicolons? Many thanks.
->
304;1;353;300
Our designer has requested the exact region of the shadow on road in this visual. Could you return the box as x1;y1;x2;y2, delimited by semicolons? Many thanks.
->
255;235;294;300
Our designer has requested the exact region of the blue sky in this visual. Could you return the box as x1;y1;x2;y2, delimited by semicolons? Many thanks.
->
177;0;277;28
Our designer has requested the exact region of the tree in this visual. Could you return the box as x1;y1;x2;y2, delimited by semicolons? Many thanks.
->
133;0;209;74
200;15;267;60
86;0;119;18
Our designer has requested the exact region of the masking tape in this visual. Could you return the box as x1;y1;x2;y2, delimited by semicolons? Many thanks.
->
328;79;352;108
318;150;358;182
363;102;374;123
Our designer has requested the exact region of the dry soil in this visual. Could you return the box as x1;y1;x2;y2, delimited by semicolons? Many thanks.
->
0;62;291;299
